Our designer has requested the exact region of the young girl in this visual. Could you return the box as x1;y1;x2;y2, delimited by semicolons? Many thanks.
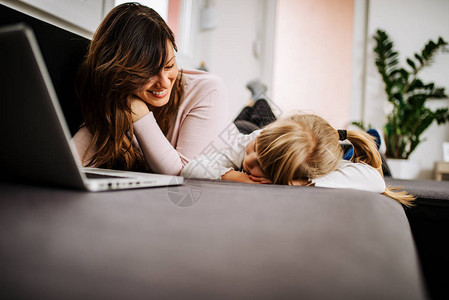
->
181;113;414;206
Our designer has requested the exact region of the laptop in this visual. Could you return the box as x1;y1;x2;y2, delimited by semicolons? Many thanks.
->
0;23;183;191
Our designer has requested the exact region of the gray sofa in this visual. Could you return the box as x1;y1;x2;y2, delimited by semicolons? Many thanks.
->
0;3;436;299
386;178;449;300
0;179;426;299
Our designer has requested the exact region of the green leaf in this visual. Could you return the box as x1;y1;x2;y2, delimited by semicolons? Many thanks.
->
407;94;427;107
438;37;448;46
408;79;424;91
414;54;423;65
351;121;367;131
424;82;434;90
429;87;447;98
406;58;416;70
433;108;449;124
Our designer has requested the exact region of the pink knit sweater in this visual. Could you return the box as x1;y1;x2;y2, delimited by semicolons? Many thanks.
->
72;69;231;175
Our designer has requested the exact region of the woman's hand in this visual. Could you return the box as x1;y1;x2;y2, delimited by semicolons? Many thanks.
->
131;97;150;122
222;170;260;184
248;175;272;184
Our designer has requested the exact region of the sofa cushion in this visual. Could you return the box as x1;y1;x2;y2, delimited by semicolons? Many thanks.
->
0;179;426;299
385;178;449;299
386;178;449;205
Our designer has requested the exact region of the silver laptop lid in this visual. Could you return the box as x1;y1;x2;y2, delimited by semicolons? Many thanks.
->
0;24;86;189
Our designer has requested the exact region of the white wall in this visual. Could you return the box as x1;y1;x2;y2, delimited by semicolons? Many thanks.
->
350;0;368;125
178;0;271;119
272;0;354;129
0;0;95;38
361;0;449;179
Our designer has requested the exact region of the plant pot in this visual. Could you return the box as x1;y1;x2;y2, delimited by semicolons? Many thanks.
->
387;159;421;180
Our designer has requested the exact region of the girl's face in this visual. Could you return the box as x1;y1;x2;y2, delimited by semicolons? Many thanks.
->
243;139;265;177
136;42;178;108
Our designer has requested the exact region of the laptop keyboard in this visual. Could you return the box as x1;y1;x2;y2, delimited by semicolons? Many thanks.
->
84;172;130;179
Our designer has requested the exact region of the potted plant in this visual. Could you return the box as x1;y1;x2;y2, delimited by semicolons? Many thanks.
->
355;29;449;178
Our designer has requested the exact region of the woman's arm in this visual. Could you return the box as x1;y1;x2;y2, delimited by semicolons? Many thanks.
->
133;112;184;175
312;160;386;193
133;74;230;175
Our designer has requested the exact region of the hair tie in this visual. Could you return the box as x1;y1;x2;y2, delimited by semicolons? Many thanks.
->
338;129;347;141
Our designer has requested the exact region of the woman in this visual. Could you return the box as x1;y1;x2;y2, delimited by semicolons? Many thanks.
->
73;2;230;175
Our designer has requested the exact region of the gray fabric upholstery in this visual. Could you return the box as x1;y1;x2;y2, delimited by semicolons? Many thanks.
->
386;178;449;205
385;178;449;299
0;180;426;299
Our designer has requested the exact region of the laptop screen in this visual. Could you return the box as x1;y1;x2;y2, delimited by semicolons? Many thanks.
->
0;3;90;136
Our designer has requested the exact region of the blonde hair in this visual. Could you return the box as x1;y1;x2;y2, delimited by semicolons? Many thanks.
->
256;114;415;207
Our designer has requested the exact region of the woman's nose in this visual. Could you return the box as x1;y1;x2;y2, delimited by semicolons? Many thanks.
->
156;70;170;87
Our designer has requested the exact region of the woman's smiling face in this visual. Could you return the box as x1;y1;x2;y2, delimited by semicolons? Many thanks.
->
243;139;266;177
135;42;178;107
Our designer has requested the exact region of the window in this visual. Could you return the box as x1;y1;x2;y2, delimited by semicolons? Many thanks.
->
114;0;169;22
112;0;191;56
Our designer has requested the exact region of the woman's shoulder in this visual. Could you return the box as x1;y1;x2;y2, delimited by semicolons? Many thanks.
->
179;69;227;110
71;125;94;165
72;125;93;145
182;69;226;94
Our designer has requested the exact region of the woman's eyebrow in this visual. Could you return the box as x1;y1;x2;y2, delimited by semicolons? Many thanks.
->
166;55;175;64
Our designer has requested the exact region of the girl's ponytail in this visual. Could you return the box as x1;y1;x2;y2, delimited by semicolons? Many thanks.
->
346;131;383;175
346;130;415;207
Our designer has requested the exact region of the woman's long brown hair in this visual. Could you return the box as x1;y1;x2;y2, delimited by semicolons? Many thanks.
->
76;2;183;171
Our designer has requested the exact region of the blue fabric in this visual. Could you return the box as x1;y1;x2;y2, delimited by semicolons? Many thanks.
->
343;129;381;160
